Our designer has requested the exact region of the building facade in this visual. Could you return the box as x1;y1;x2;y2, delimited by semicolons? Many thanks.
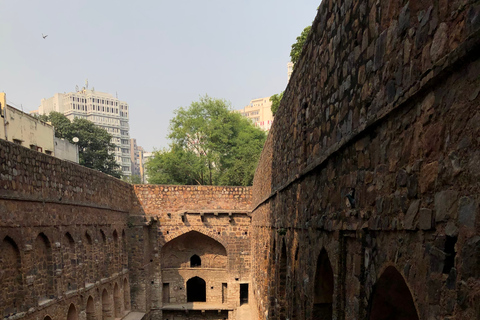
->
36;88;131;175
235;97;273;131
130;138;144;178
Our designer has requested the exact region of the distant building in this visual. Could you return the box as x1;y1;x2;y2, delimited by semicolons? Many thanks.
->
142;151;154;183
235;96;274;131
130;138;144;178
1;92;78;162
35;86;131;175
287;61;294;81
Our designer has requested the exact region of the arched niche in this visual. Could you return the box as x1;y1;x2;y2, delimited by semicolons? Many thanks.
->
368;266;419;320
102;288;113;320
187;277;206;302
190;254;201;267
34;233;54;301
67;303;78;320
0;236;22;317
64;232;76;291
312;249;334;320
113;283;122;318
86;296;95;320
161;231;227;269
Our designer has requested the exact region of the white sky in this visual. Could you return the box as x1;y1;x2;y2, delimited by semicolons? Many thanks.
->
0;0;319;151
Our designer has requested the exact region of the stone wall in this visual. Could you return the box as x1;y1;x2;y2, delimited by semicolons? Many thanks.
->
0;139;133;320
130;185;253;320
251;0;480;319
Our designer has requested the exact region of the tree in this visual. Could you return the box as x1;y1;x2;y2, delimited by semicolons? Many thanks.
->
146;96;267;186
290;25;311;66
42;112;122;178
270;92;284;116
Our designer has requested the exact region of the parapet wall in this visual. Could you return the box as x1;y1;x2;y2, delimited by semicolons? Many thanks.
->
133;185;252;215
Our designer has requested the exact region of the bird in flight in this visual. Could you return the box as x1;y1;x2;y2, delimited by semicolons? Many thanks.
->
42;33;48;39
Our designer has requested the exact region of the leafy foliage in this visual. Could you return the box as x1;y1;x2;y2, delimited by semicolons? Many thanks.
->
270;91;284;116
290;25;311;66
146;96;266;186
41;112;122;178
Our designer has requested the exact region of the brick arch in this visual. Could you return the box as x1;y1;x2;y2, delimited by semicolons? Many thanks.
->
113;282;122;318
161;230;227;269
66;303;78;320
161;227;229;253
0;236;23;317
312;248;334;320
86;295;95;320
368;265;419;320
63;232;77;291
33;232;55;301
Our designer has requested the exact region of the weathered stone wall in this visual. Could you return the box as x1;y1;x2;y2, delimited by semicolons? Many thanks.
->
133;185;252;215
251;0;480;319
0;139;133;320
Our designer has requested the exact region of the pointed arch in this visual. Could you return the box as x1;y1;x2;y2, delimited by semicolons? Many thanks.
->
123;278;130;312
190;254;201;267
0;236;22;317
34;233;54;301
161;231;227;269
86;296;95;320
312;248;334;320
99;229;108;278
368;266;419;320
67;303;78;320
113;282;122;318
64;232;77;291
84;231;93;284
102;288;113;320
187;276;206;302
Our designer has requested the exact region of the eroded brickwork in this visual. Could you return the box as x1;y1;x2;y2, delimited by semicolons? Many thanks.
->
0;139;132;320
251;0;480;319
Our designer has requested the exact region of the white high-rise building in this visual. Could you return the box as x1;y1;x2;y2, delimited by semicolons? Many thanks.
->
36;87;132;176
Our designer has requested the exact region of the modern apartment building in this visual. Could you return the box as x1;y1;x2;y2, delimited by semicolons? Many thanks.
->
36;87;131;175
235;96;274;131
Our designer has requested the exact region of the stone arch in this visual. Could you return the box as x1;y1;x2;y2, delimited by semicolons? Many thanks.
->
102;288;113;320
368;266;419;320
161;231;227;269
123;278;130;312
67;303;78;320
0;236;22;317
64;232;77;291
43;316;52;320
99;229;108;278
113;282;122;318
84;231;93;284
190;254;201;267
86;296;95;320
34;233;54;301
312;248;334;320
187;276;206;302
161;227;228;250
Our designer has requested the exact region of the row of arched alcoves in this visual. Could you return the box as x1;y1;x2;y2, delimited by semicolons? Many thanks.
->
273;241;419;320
0;228;127;318
40;279;130;320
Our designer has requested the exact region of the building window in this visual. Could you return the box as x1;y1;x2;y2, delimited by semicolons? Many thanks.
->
13;139;22;145
190;255;201;267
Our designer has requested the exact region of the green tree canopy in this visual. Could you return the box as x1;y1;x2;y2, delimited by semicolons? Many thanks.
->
290;25;311;66
41;111;122;178
146;96;267;186
270;91;284;116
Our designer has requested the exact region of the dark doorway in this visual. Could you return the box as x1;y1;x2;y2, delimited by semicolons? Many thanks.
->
313;249;334;320
187;277;206;302
190;254;201;267
240;283;249;305
368;266;419;320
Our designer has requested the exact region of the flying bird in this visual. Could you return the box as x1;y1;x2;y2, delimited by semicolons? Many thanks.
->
42;34;48;39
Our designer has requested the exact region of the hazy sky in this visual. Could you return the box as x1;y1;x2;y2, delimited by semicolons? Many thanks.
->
0;0;319;151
